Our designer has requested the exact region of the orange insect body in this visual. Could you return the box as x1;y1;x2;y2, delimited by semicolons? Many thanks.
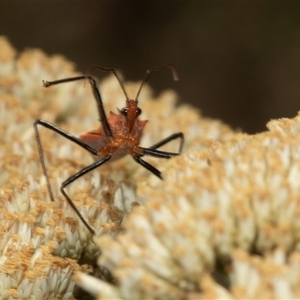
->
80;99;148;161
34;64;184;234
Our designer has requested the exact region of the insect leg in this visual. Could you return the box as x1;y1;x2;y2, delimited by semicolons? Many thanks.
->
133;155;162;179
43;75;112;137
141;147;180;159
34;119;98;202
133;147;181;180
148;132;184;153
60;155;111;235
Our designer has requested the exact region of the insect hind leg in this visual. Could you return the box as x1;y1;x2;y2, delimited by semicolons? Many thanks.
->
34;118;111;234
34;119;99;200
60;155;111;235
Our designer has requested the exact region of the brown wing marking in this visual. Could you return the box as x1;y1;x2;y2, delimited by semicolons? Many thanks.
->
80;129;106;151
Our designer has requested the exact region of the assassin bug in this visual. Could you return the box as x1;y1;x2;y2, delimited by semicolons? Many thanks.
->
34;64;184;234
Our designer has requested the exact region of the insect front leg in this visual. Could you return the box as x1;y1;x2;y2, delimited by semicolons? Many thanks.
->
133;155;162;179
133;146;182;180
43;75;113;137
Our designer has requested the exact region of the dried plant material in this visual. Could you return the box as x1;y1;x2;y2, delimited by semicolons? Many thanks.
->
78;112;300;299
230;248;300;299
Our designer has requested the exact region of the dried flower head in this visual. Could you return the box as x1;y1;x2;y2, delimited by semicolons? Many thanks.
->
74;112;300;299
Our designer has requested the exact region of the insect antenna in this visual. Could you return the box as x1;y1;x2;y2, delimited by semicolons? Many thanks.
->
135;63;179;101
86;66;129;100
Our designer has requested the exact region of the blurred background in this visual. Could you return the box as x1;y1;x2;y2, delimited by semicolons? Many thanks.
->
1;2;300;133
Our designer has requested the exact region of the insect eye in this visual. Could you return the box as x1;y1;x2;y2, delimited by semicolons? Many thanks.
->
136;107;142;116
121;108;128;115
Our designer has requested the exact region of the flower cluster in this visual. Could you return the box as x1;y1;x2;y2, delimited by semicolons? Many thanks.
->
76;113;300;299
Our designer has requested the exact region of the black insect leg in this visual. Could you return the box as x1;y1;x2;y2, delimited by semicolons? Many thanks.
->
133;155;162;179
148;132;184;153
34;119;99;202
34;119;112;234
43;75;112;137
60;155;111;235
134;145;183;180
